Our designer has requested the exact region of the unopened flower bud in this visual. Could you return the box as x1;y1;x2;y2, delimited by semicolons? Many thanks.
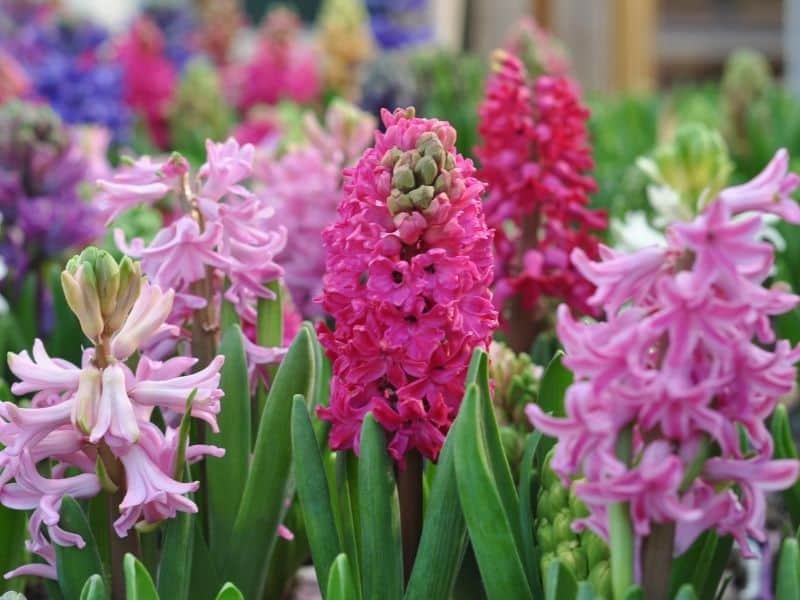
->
556;541;587;579
105;257;142;333
381;147;402;168
71;364;102;435
61;264;104;341
387;189;413;214
392;165;416;191
434;172;451;195
553;510;576;543
408;185;435;209
415;155;439;186
95;250;121;319
588;561;611;598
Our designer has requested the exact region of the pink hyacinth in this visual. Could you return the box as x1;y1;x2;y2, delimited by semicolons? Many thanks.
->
256;101;375;317
117;16;177;148
100;138;287;371
526;150;800;565
1;274;224;579
476;48;606;349
317;107;498;464
227;7;321;112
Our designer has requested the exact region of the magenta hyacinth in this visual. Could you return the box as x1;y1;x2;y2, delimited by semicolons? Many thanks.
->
527;149;800;562
99;138;287;371
317;107;498;464
1;252;224;579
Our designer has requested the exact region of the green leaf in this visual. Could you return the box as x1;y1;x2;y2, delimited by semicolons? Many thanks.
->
518;432;544;596
157;501;194;600
213;582;245;600
78;574;106;600
772;405;800;527
404;423;468;599
537;351;573;452
55;497;107;600
255;282;284;417
544;560;578;600
207;324;251;555
291;396;340;592
674;584;699;600
326;554;359;600
0;505;27;595
226;326;314;599
454;384;531;600
123;554;158;600
188;520;222;600
623;586;645;599
333;451;361;597
358;414;403;600
776;538;800;600
575;581;596;600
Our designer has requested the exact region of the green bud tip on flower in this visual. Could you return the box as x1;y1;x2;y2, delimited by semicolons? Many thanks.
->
61;247;143;341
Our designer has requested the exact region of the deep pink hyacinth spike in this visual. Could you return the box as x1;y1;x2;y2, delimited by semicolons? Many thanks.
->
317;107;498;464
527;158;800;569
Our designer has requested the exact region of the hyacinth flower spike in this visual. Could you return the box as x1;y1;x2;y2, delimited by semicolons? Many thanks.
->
1;248;224;598
318;106;498;576
527;150;800;599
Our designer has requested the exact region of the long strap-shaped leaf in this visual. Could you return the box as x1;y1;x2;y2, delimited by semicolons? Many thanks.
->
473;350;525;558
326;554;359;600
454;384;532;599
226;326;315;599
207;323;251;555
518;431;544;596
291;396;341;595
358;414;403;600
334;451;362;598
0;504;27;595
544;559;578;600
777;537;800;600
55;497;107;600
78;574;106;600
123;554;158;600
404;423;468;599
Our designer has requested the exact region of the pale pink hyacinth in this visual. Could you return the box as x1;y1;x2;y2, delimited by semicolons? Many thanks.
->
0;279;225;580
527;149;800;563
99;138;287;369
256;101;375;317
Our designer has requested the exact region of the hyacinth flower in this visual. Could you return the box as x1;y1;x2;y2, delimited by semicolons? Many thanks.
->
98;137;287;376
317;106;496;580
0;51;30;104
0;12;131;142
359;53;421;126
256;100;375;318
317;0;374;101
228;7;321;113
117;15;179;149
476;46;606;354
0;101;101;288
526;149;800;598
0;248;224;593
143;3;199;70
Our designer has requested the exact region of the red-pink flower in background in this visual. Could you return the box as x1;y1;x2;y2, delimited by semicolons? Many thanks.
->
317;107;497;464
527;150;800;564
476;47;606;349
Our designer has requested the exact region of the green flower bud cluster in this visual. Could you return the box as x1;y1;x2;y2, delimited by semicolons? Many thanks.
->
61;247;142;342
488;341;542;471
384;122;457;215
168;59;235;164
535;449;610;597
638;122;733;216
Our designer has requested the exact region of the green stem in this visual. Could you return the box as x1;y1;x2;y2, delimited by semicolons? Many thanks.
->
609;502;635;600
642;522;675;600
397;450;423;583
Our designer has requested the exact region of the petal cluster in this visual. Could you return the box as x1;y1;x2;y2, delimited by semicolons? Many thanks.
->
476;49;606;322
101;138;287;368
318;107;498;463
527;151;800;558
0;280;224;579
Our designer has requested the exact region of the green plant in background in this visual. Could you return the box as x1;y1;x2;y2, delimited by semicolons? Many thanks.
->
168;59;235;165
721;49;774;160
409;50;486;157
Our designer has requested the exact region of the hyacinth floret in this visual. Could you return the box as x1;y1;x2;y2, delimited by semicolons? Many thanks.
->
526;149;800;561
318;107;498;464
98;137;287;371
476;48;606;325
0;248;225;580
